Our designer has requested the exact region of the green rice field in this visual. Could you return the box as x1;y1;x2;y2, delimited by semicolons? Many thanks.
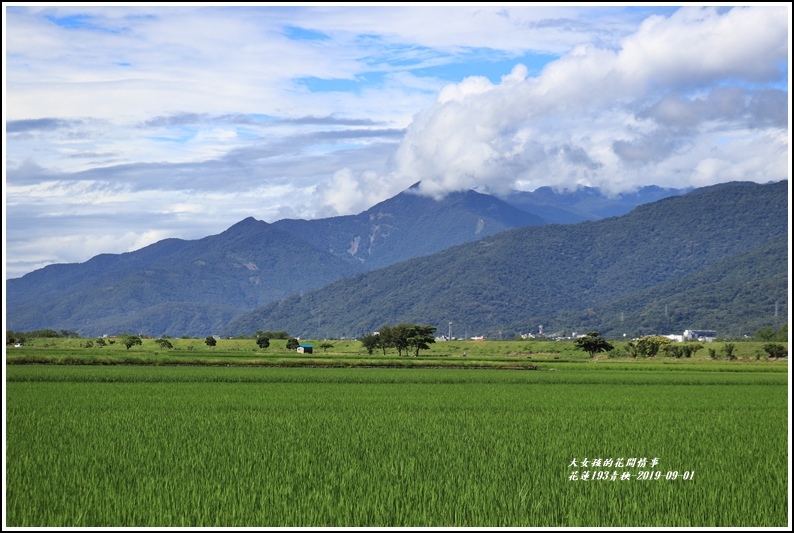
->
5;363;789;527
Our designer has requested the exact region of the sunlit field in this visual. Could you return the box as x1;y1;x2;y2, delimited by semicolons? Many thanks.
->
5;360;788;527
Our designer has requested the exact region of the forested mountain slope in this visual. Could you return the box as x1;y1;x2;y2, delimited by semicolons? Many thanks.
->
224;180;788;339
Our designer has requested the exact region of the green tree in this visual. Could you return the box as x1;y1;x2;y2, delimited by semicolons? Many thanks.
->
95;338;107;347
663;344;683;358
574;332;614;358
686;344;703;358
405;325;437;357
359;333;379;355
377;325;397;355
754;327;777;342
683;343;703;358
205;336;217;347
723;342;736;361
624;341;640;358
256;330;290;340
286;337;299;350
389;324;411;357
635;336;671;358
12;329;60;339
663;343;702;359
370;324;436;356
121;334;142;350
762;343;787;360
319;342;334;353
155;338;173;349
256;337;270;349
755;324;788;342
6;331;26;345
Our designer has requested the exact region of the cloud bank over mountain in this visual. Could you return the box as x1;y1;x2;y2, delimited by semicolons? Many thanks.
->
373;7;789;201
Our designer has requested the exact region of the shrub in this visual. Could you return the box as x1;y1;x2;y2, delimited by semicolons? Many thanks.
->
762;343;787;360
723;343;737;361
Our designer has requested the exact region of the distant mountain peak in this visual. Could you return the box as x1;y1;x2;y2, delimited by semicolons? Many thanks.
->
219;216;269;236
231;216;264;227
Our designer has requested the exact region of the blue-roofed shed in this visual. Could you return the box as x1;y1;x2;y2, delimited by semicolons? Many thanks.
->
297;343;313;354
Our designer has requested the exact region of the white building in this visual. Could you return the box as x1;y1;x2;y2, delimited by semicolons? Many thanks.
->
683;330;717;342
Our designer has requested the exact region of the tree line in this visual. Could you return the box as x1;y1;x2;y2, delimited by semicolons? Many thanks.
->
573;331;787;360
359;324;437;357
6;329;79;344
7;324;786;361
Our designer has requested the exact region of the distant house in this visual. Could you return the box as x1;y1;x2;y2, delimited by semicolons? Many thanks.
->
683;330;717;342
297;343;313;354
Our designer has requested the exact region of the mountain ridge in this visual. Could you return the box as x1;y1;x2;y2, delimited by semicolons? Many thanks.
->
271;187;546;270
223;180;788;339
6;184;554;336
6;181;757;338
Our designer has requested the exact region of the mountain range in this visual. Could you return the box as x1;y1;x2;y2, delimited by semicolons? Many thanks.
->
497;184;693;224
223;180;789;340
7;181;784;339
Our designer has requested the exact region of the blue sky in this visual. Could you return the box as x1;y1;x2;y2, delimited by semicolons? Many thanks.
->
3;4;791;279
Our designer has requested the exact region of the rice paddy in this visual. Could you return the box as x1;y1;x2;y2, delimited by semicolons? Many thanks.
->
5;363;788;527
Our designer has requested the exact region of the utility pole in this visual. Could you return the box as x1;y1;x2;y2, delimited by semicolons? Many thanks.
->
448;321;452;341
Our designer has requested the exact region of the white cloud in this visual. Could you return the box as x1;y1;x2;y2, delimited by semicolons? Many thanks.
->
616;6;789;87
379;5;789;200
317;167;408;217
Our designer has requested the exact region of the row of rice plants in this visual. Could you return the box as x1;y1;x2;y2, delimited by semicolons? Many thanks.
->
6;364;787;385
5;366;788;526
